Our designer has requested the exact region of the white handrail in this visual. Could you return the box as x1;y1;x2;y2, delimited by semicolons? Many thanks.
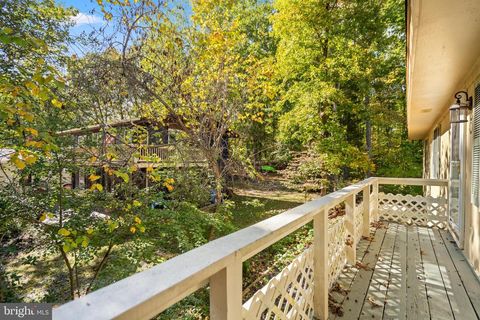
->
52;177;444;320
377;177;448;186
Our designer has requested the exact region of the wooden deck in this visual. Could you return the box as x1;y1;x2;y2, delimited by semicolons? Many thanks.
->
329;222;480;320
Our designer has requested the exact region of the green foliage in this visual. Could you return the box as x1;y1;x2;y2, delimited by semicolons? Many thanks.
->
163;169;212;207
270;0;420;186
143;203;233;253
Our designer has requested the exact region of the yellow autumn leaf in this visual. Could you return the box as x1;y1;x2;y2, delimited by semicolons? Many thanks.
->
81;238;89;248
39;213;47;222
146;166;153;172
30;85;40;96
24;154;37;165
58;228;70;236
62;244;71;253
133;200;141;207
86;228;94;235
90;183;103;192
25;140;43;148
22;113;34;122
25;128;38;136
89;156;97;164
89;174;101;181
130;226;136;234
12;157;25;170
51;99;63;108
139;226;146;233
134;216;141;224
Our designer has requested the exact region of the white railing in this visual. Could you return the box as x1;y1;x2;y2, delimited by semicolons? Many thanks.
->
52;177;447;320
138;145;174;160
377;178;448;229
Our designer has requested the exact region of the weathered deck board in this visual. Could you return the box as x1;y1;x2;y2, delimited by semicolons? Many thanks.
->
383;224;407;319
359;223;397;319
329;225;378;319
336;224;388;319
441;231;480;318
329;224;480;320
405;225;429;319
429;228;477;320
418;226;454;319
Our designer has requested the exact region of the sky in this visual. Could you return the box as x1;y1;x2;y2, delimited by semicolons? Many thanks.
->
60;0;107;37
59;0;191;55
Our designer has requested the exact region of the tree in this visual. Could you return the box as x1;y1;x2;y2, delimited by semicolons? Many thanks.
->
0;0;153;300
95;0;264;203
270;0;421;189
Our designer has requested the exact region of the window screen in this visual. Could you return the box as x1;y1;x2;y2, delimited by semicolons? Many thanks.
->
472;84;480;206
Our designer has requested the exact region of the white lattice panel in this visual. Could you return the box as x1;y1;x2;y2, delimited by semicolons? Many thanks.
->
378;192;447;228
355;202;364;245
242;247;314;320
243;216;350;319
328;216;347;287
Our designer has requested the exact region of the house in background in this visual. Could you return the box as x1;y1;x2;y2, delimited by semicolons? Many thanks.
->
56;118;206;190
53;1;480;319
408;0;480;274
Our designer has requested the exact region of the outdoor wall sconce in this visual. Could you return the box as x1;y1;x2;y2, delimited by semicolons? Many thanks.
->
450;91;473;123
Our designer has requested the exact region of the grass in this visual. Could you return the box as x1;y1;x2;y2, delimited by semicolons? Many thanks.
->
231;194;302;228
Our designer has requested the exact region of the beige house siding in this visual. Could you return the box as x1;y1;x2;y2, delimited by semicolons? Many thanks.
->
422;56;480;276
423;117;449;198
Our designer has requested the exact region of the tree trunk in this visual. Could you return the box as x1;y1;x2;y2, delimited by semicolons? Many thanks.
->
212;161;223;205
59;246;76;300
365;95;372;177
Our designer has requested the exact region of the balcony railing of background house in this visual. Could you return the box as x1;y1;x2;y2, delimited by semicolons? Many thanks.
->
53;177;448;320
73;143;206;165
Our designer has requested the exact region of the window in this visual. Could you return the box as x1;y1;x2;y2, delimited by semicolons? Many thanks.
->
472;83;480;206
423;140;430;178
431;126;441;178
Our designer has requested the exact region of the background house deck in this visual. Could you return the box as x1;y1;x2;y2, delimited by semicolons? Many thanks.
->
330;222;480;320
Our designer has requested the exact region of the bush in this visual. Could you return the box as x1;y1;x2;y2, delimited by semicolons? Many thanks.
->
142;202;234;253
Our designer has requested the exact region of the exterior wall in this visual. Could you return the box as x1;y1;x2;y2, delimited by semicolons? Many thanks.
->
422;55;480;276
423;116;449;198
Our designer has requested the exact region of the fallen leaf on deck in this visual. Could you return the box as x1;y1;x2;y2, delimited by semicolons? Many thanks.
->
355;261;372;270
345;237;354;247
367;296;382;308
331;282;350;295
329;297;344;316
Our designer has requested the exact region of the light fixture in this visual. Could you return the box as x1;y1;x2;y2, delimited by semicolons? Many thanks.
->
450;91;473;123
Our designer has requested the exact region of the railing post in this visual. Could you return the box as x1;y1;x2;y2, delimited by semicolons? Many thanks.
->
210;256;242;320
345;194;356;264
314;208;328;320
372;181;379;221
362;186;371;237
